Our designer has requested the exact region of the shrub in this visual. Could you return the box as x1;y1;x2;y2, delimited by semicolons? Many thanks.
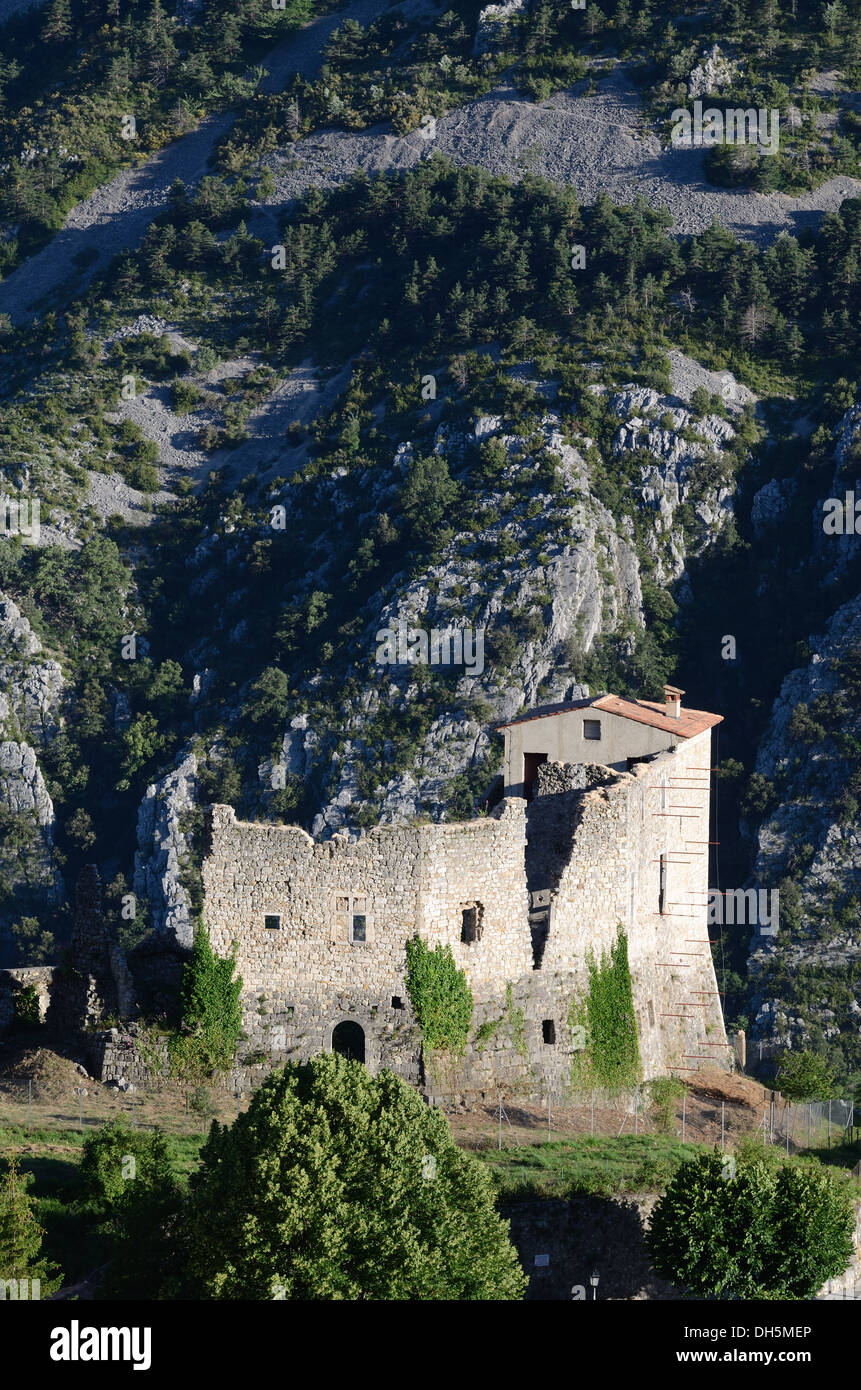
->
175;1053;526;1299
169;922;243;1080
189;1086;216;1120
647;1148;855;1298
647;1077;685;1134
12;984;41;1029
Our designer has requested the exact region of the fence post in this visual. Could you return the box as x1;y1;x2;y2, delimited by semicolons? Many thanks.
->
590;1089;594;1138
828;1099;831;1149
682;1091;686;1143
786;1104;790;1156
27;1080;31;1133
634;1084;639;1136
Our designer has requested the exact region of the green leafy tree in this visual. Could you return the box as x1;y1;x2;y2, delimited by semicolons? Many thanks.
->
401;454;461;544
0;1154;63;1295
175;1053;526;1299
169;922;243;1079
647;1149;854;1297
776;1050;836;1102
10;915;55;966
79;1121;183;1301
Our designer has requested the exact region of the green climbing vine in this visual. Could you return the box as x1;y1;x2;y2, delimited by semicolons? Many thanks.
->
405;937;473;1057
168;921;243;1080
505;983;528;1060
568;927;641;1092
472;984;527;1057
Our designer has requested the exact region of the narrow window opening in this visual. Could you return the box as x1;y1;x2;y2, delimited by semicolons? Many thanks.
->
264;914;281;931
391;996;403;1009
350;913;367;943
542;1019;556;1045
647;999;655;1028
659;854;667;915
460;902;484;943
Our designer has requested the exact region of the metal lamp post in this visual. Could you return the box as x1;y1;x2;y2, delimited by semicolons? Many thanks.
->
590;1271;599;1301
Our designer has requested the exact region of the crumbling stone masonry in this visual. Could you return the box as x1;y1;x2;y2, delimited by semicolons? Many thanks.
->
202;713;730;1100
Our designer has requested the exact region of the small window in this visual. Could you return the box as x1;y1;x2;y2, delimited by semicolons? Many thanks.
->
391;996;404;1009
264;914;281;931
285;1005;294;1018
351;914;367;943
460;903;483;943
583;719;601;740
659;854;667;915
647;999;655;1028
542;1019;556;1045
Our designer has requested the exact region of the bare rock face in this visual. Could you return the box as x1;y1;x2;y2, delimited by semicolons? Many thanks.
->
0;596;66;942
0;741;56;830
0;593;64;742
473;0;525;56
748;592;861;1050
817;404;861;586
133;749;198;948
687;44;740;99
604;385;737;583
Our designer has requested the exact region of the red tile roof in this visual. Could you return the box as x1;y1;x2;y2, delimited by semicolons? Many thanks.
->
592;694;723;738
497;693;722;738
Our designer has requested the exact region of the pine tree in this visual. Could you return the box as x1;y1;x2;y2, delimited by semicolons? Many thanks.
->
41;0;74;45
0;1154;63;1295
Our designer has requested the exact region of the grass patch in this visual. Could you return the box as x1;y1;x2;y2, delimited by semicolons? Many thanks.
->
479;1133;703;1199
1;1120;209;1285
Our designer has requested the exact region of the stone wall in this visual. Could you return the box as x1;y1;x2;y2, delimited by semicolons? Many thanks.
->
200;726;729;1099
84;1025;170;1087
203;799;531;1088
0;965;54;1037
539;731;729;1079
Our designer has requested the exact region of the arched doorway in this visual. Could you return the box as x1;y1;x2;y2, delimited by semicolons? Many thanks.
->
332;1020;365;1064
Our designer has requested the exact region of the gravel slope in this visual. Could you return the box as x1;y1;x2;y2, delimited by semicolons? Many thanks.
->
1;7;857;330
264;69;861;246
0;0;426;324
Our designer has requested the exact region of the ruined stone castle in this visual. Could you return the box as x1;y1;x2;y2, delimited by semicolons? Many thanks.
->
202;687;731;1097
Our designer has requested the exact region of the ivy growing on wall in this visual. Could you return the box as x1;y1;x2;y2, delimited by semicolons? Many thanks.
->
568;927;641;1093
168;921;243;1080
405;936;473;1058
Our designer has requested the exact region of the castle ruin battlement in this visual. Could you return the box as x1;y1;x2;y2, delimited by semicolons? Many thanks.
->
201;690;730;1099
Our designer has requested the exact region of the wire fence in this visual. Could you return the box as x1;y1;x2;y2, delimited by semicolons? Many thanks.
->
449;1086;860;1157
0;1071;858;1160
0;1075;252;1141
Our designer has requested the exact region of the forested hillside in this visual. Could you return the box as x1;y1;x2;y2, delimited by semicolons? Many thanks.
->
1;0;860;1087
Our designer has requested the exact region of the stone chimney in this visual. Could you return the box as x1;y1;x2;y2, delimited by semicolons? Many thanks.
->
662;684;684;718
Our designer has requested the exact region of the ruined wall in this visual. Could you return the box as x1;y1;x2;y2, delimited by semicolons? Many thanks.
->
0;965;54;1037
537;730;728;1080
200;732;729;1100
202;799;531;1086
